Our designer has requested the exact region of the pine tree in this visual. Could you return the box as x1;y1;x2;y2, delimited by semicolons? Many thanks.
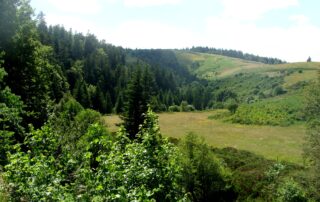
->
3;1;54;127
0;0;19;50
36;12;49;45
105;92;113;114
73;81;91;108
114;92;124;114
123;66;150;139
0;52;25;162
307;56;312;62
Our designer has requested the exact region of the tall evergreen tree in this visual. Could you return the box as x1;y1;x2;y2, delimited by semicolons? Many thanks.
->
0;0;19;50
0;53;25;163
141;66;156;106
3;1;56;127
105;92;113;114
123;66;150;139
114;92;124;113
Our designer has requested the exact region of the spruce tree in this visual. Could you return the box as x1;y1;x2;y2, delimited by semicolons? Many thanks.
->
123;66;151;139
114;92;124;114
105;92;113;114
2;1;54;127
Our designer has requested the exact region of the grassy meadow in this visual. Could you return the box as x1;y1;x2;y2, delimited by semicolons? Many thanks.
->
102;52;320;167
103;110;305;164
175;51;320;80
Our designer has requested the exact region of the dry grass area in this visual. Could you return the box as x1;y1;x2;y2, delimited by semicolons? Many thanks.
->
175;51;320;80
0;173;8;202
103;110;306;164
283;70;318;88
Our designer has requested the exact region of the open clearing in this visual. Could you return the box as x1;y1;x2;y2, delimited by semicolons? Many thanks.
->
103;110;305;164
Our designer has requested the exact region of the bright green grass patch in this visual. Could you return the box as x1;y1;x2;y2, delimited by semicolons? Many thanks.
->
0;173;8;202
175;50;320;80
104;110;305;164
283;70;318;88
175;51;265;79
231;94;304;126
210;73;284;101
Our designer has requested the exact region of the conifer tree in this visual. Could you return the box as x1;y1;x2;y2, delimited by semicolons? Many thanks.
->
2;1;55;127
105;92;113;114
123;66;152;139
114;92;124;114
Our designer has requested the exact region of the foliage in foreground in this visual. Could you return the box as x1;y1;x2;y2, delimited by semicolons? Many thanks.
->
304;77;320;200
213;147;308;201
4;106;185;201
179;133;235;201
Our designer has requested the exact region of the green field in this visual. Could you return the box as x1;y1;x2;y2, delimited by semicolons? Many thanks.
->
175;51;320;81
175;51;265;79
104;110;305;164
102;52;320;167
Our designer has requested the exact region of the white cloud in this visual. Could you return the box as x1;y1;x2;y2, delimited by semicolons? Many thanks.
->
107;20;198;49
123;0;182;7
205;16;320;62
47;0;102;14
35;0;320;62
44;13;108;36
220;0;299;21
290;14;310;25
197;0;320;62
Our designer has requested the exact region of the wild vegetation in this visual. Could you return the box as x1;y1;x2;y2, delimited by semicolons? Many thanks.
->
1;0;320;201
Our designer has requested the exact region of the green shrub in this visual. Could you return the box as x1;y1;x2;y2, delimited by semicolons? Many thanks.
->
213;148;307;201
227;103;238;114
277;179;307;202
231;96;303;126
180;101;189;111
273;86;287;96
208;110;231;120
179;133;235;201
168;105;180;112
4;108;186;201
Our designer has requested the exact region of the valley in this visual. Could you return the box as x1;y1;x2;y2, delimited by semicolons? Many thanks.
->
104;110;305;164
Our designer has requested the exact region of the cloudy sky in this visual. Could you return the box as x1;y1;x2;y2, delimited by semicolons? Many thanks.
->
30;0;320;62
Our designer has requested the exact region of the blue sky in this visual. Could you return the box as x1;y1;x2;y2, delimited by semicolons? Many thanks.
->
30;0;320;62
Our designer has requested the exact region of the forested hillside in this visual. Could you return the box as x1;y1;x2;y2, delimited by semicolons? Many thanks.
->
1;0;320;201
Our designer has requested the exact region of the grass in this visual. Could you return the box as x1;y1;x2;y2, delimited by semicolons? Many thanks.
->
231;93;305;126
283;70;318;88
103;110;305;164
0;173;8;202
175;51;265;79
175;51;320;80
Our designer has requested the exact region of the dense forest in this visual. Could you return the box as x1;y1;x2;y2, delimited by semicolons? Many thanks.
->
1;0;320;201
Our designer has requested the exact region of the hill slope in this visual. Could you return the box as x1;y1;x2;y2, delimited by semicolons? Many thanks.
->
174;50;320;126
175;50;320;81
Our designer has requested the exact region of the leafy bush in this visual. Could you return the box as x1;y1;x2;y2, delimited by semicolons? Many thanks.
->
231;96;303;126
168;105;180;112
212;147;304;201
273;86;287;96
207;109;231;120
0;67;25;165
209;73;284;102
179;133;235;201
76;109;185;201
4;108;186;201
277;179;307;202
227;103;238;114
